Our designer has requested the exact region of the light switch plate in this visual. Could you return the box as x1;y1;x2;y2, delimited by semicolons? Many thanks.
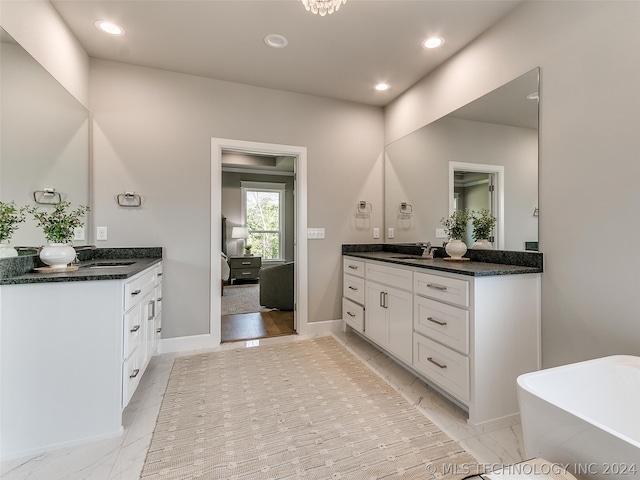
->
373;227;380;239
388;227;395;239
436;228;448;238
307;228;325;239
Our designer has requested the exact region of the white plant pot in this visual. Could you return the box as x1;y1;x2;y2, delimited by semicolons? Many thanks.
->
445;239;467;259
0;241;18;258
40;243;76;269
472;239;493;250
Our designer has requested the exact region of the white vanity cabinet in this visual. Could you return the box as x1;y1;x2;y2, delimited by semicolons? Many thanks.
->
364;263;413;365
342;255;541;427
0;260;162;459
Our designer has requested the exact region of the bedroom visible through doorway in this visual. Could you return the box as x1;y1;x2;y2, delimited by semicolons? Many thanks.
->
220;151;296;342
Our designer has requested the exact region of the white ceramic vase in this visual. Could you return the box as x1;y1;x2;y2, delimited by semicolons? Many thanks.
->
445;239;467;259
0;241;18;258
40;243;76;269
472;239;493;250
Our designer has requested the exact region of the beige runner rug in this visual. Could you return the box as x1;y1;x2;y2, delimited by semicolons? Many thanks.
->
140;336;480;479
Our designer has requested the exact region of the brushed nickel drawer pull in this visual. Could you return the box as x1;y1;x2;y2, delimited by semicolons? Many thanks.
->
348;286;358;291
130;325;140;333
241;272;252;275
156;328;162;333
129;368;140;379
426;283;447;291
241;261;251;265
427;316;447;326
131;289;142;296
348;265;358;270
157;272;163;276
346;311;356;317
427;357;447;369
157;297;163;302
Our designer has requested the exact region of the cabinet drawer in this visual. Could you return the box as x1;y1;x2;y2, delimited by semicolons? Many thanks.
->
343;257;365;278
343;274;365;304
365;263;413;291
233;267;260;280
124;270;156;311
123;304;142;360
414;296;469;354
414;271;469;307
413;333;469;403
122;352;142;407
342;297;364;333
229;256;261;268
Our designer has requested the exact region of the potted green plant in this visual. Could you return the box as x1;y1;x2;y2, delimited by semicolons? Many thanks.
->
471;208;496;250
28;202;89;268
0;201;27;258
440;208;470;259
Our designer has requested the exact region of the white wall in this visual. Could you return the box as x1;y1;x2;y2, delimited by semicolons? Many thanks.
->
0;0;90;108
90;59;384;338
385;1;640;367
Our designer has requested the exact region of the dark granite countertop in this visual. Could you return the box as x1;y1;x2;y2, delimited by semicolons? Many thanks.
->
342;244;542;277
0;247;162;285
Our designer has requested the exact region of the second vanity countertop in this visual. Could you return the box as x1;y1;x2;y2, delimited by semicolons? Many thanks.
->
343;247;543;277
0;247;162;285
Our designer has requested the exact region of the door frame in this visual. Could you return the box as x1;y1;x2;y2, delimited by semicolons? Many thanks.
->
211;138;308;345
449;161;504;249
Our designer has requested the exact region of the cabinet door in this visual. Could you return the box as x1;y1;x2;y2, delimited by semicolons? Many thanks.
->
387;287;413;364
364;282;388;347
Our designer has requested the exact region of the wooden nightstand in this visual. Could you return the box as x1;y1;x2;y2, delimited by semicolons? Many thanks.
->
229;256;262;283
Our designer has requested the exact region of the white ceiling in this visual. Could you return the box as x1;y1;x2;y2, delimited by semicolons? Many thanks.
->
51;0;521;107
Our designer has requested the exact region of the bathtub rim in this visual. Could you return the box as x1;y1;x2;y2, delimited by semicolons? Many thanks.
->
517;354;640;449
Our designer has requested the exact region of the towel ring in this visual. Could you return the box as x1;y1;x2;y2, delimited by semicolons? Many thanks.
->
117;192;142;207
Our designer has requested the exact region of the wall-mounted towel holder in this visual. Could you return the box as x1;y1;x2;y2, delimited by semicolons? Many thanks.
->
117;192;142;207
399;202;413;215
33;188;62;205
357;201;372;216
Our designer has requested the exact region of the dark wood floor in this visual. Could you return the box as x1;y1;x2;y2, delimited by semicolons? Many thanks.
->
221;310;295;343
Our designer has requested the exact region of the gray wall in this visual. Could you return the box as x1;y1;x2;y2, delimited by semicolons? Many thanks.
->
222;172;295;261
386;1;640;367
89;59;384;338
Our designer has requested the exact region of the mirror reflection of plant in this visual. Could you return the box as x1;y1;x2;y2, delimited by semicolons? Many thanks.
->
471;208;497;241
441;208;470;240
0;201;27;242
28;202;89;244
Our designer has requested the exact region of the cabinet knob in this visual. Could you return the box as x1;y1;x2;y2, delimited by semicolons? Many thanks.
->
156;328;162;333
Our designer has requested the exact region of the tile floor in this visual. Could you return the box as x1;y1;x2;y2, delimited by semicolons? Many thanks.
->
1;331;525;479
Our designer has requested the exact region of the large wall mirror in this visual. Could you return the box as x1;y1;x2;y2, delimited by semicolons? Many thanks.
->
385;68;539;251
0;28;90;248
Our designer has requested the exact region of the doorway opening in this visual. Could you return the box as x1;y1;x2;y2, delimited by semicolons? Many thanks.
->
449;161;504;249
211;138;308;346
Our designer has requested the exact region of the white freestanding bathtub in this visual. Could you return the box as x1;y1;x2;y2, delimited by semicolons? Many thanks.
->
517;355;640;479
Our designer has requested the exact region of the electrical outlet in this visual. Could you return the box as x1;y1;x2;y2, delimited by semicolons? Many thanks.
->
97;226;108;241
436;228;448;238
373;227;380;239
73;226;85;241
388;227;394;239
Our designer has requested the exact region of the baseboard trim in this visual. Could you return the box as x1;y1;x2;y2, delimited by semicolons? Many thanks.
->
158;334;219;354
300;318;344;336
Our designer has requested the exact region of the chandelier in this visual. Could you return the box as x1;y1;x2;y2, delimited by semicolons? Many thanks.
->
300;0;347;16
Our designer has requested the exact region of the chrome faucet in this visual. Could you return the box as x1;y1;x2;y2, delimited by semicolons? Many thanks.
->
417;242;434;258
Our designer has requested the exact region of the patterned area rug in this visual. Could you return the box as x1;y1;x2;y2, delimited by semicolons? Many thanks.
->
221;284;266;315
140;336;480;480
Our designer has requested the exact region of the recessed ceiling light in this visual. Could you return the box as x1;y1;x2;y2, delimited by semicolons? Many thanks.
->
95;21;125;36
422;36;444;49
264;34;288;49
375;83;390;91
